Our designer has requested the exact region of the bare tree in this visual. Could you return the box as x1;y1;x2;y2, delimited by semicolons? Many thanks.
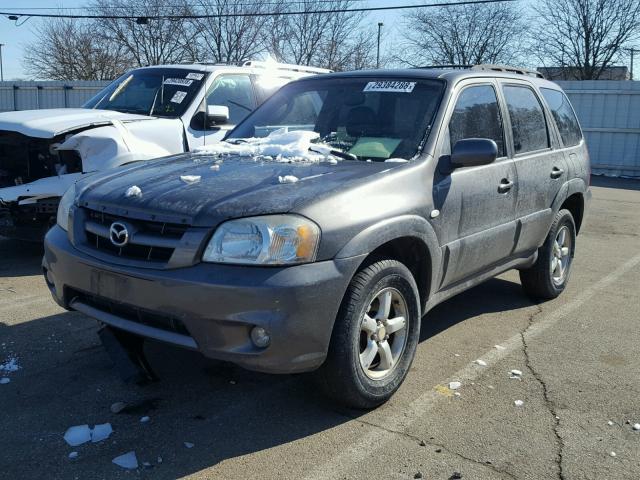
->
531;0;640;80
23;18;129;80
90;0;198;66
398;1;525;67
269;0;374;71
192;0;270;64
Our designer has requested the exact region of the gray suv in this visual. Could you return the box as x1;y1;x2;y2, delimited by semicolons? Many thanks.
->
43;66;591;408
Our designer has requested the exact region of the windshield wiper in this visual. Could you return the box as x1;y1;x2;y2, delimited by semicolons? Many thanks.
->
310;144;358;161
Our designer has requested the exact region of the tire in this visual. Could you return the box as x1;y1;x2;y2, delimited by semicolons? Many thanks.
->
519;209;576;300
314;259;421;409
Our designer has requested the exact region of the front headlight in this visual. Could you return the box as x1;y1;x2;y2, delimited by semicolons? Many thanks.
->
203;215;320;265
56;185;76;232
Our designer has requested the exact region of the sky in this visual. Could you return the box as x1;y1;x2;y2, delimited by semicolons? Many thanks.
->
2;0;405;80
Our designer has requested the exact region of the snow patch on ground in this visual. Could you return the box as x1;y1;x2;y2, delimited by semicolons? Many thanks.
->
184;442;195;448
112;451;138;469
473;359;487;366
194;130;333;163
63;423;112;446
514;400;524;407
0;378;9;384
448;381;462;390
0;356;20;372
91;423;113;443
278;175;299;184
180;175;201;185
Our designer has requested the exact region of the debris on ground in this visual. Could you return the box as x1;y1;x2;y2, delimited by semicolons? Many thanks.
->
494;345;506;350
449;381;462;390
157;456;163;464
0;377;10;384
633;423;640;431
514;400;524;407
454;392;461;398
419;440;427;446
453;353;460;357
142;461;152;469
607;420;614;426
110;401;127;414
140;416;150;423
414;472;423;479
609;451;616;458
449;472;463;479
210;164;220;171
510;369;523;379
180;175;201;185
112;451;139;469
64;425;92;446
68;452;78;459
125;185;142;198
91;423;113;443
474;359;487;366
278;175;299;184
184;442;194;448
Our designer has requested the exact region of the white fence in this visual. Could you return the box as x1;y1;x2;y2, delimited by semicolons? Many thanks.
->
0;79;638;177
557;80;640;178
0;81;110;112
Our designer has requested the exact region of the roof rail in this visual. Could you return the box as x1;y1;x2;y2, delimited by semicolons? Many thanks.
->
415;64;472;70
242;60;333;75
471;64;545;78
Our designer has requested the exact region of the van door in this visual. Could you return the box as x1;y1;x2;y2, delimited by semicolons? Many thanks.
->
499;82;567;254
185;73;257;148
433;82;519;288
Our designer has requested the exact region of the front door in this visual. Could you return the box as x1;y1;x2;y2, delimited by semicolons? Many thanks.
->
432;82;518;288
185;73;257;149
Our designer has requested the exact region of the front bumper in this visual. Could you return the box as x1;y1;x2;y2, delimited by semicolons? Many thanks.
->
43;225;364;374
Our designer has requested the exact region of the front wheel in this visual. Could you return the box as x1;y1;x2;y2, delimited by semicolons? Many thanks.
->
314;259;421;409
519;209;576;299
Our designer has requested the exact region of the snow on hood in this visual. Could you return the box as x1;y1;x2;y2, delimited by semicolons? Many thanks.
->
194;130;333;162
0;108;153;138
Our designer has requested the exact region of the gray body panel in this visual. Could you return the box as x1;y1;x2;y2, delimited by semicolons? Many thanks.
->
43;68;591;373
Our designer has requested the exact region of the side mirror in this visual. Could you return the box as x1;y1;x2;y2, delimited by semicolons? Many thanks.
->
206;105;229;125
450;138;498;169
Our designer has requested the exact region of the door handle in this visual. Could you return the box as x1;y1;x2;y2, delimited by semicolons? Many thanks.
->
550;167;564;179
498;179;514;193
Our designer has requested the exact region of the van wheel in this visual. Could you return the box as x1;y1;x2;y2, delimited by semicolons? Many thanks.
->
520;209;576;300
314;259;421;409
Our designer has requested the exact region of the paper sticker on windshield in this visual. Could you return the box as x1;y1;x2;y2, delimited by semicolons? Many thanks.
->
363;81;416;93
186;72;204;80
170;91;187;104
164;78;193;87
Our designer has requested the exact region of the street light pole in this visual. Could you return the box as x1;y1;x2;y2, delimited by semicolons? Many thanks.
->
0;44;4;82
376;22;383;69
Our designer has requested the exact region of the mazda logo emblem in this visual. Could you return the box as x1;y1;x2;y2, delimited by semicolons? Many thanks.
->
109;222;129;247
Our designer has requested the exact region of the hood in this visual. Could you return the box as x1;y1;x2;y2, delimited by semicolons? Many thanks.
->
0;108;153;138
78;154;401;227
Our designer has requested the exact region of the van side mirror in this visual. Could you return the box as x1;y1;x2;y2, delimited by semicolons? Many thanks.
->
450;138;498;169
206;105;230;125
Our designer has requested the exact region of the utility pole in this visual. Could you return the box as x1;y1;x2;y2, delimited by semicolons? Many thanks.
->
376;22;383;69
627;47;639;80
0;44;4;82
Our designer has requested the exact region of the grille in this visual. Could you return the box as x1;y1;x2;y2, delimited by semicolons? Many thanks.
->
68;288;190;336
83;209;189;263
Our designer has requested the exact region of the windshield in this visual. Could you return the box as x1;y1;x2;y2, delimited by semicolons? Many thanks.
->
83;68;208;118
227;77;445;161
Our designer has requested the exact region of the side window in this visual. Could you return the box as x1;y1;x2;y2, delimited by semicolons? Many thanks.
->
449;85;505;157
206;74;256;125
502;85;549;154
540;88;582;147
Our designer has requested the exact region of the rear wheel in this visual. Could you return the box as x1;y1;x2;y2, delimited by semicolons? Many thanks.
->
520;209;576;299
314;259;421;409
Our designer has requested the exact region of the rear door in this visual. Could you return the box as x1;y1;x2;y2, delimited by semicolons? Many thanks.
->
498;81;567;254
433;81;518;288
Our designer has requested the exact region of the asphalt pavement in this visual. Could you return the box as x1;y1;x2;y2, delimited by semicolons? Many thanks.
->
0;176;638;479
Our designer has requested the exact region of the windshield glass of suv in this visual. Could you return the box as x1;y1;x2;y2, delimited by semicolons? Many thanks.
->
84;68;208;118
227;77;444;161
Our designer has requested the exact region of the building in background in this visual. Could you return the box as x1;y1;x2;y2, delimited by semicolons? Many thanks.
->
539;66;631;81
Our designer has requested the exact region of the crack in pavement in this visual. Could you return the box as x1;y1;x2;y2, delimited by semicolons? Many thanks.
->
334;411;517;479
520;303;566;480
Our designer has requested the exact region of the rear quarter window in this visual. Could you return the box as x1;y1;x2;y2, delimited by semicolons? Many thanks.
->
540;88;583;147
502;85;549;154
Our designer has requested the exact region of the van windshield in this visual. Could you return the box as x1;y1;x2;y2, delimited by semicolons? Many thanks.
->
227;77;445;161
84;68;208;118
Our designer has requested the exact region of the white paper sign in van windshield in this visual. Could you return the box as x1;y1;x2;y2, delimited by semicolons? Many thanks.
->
170;91;188;104
164;78;193;87
186;72;205;80
363;81;416;93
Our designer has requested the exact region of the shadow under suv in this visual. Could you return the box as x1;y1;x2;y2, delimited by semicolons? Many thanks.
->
43;65;591;408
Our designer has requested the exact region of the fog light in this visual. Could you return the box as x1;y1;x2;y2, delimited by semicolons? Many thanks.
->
250;326;271;348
